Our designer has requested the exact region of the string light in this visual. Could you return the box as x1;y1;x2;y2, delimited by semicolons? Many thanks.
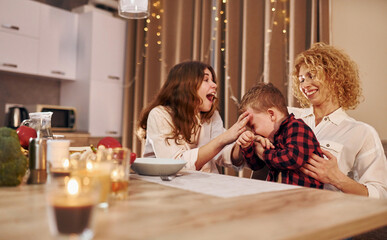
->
143;0;163;61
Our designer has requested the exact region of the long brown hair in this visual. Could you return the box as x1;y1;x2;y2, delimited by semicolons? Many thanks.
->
137;61;218;144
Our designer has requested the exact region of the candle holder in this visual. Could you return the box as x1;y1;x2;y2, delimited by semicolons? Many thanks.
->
71;151;114;209
46;176;99;240
106;147;131;200
47;139;71;178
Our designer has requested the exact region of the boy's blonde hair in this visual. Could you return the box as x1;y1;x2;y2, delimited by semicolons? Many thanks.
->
240;82;289;115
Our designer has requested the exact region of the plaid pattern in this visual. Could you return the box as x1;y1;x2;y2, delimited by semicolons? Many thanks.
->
242;114;324;189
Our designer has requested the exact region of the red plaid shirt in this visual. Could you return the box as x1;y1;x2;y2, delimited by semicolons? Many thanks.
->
241;114;324;189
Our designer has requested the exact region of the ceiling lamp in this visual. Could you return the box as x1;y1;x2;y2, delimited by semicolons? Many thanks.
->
118;0;150;19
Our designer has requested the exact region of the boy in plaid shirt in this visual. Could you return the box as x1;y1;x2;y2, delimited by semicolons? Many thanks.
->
237;83;324;188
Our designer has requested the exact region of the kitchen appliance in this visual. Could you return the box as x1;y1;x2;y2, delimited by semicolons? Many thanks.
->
26;104;76;132
6;106;29;129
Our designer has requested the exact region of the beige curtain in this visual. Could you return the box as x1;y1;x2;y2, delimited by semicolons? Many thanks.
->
122;0;330;174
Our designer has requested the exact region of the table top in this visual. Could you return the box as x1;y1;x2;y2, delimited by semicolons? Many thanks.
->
1;172;387;240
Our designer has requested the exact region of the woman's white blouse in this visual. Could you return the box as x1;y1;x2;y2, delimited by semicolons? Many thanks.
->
289;107;387;198
143;106;236;173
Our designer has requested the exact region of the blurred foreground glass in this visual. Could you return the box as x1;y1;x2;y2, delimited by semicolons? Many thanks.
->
46;176;99;240
107;147;131;200
47;139;71;178
72;153;113;209
118;0;149;19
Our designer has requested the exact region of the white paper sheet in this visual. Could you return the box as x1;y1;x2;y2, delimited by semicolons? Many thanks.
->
132;170;301;198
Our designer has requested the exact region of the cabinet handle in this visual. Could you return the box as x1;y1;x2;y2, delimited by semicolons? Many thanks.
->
51;70;65;75
2;63;18;68
108;75;120;80
1;24;19;31
106;131;118;134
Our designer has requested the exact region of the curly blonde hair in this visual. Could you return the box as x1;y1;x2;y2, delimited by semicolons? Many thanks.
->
291;42;362;110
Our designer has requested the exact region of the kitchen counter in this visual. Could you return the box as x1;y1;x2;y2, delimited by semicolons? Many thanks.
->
1;172;387;239
53;131;90;146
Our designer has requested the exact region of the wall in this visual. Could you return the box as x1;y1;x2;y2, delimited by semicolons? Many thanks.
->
0;72;61;126
330;0;387;140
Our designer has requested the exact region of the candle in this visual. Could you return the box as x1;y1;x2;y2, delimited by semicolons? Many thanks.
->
47;140;71;178
47;177;96;237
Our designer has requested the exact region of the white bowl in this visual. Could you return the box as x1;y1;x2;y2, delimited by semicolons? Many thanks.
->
131;158;187;176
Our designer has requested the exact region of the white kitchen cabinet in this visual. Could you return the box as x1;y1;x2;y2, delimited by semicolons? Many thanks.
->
0;0;40;38
60;9;127;137
89;81;123;137
0;0;40;74
38;4;78;80
0;32;38;74
88;11;126;84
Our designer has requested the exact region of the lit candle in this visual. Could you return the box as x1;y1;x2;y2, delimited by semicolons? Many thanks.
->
49;177;95;236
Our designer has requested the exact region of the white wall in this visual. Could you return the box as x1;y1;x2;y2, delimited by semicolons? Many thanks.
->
330;0;387;140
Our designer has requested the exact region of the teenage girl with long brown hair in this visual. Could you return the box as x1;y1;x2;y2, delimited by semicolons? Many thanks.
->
137;61;250;173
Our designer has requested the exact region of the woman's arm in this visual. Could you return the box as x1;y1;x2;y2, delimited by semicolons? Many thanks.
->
195;111;250;170
300;150;368;196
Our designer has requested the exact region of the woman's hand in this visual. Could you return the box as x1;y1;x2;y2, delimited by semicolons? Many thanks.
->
300;149;341;184
221;111;251;145
300;149;368;196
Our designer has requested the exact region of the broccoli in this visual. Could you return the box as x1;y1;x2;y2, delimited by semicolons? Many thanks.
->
0;127;28;186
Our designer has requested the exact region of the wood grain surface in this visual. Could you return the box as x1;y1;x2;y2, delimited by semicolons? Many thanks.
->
1;174;386;240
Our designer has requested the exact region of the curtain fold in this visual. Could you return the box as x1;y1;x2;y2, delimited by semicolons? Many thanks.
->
122;0;330;172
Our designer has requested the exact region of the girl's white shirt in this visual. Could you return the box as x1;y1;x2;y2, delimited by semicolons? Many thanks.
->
143;106;237;173
289;107;387;199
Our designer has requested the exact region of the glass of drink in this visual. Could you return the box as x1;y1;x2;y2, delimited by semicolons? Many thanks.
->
46;176;99;240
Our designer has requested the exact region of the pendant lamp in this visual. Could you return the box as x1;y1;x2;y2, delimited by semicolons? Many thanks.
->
118;0;150;19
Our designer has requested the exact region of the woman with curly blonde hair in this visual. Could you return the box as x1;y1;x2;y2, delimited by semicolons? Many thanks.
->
137;61;250;173
289;42;387;198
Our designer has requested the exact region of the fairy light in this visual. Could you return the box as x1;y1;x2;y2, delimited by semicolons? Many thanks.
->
143;0;163;61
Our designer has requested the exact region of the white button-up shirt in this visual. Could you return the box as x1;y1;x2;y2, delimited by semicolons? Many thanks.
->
289;107;387;198
143;106;236;173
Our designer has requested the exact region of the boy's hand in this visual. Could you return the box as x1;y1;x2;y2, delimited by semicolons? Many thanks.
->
236;130;255;149
253;136;274;159
254;135;275;149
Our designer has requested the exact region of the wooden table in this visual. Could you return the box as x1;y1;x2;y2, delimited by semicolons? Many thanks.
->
1;173;387;240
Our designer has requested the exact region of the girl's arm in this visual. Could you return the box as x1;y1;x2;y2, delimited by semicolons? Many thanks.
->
195;111;250;170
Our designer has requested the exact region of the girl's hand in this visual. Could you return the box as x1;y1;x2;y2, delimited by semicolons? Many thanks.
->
222;111;251;144
236;130;255;149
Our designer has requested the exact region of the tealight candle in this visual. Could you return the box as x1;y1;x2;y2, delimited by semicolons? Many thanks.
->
47;140;71;178
47;177;97;239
